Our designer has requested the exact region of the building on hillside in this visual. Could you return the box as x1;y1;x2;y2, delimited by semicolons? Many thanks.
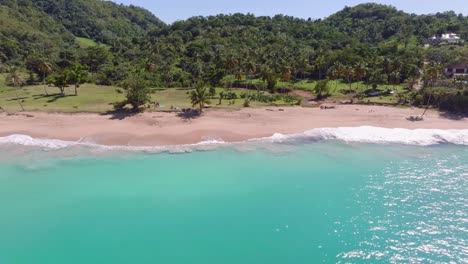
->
429;33;464;45
445;63;468;77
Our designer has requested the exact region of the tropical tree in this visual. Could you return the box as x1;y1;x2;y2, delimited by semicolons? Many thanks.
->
190;84;210;113
47;71;70;96
5;67;26;111
354;62;368;91
37;59;53;95
424;63;442;87
342;64;355;90
67;63;87;96
124;68;151;110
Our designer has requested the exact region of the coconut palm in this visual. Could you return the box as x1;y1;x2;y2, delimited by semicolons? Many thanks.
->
244;59;256;90
342;64;355;90
354;62;368;92
5;67;26;111
37;59;53;95
190;85;211;113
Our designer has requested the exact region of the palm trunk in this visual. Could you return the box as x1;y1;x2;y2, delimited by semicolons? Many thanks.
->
74;84;78;96
421;93;432;117
14;86;24;111
43;72;48;96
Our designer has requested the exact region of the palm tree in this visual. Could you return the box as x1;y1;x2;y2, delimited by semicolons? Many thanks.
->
244;60;256;90
354;62;368;92
225;54;238;88
424;63;442;87
328;62;343;92
190;85;210;113
5;67;25;111
342;64;355;90
37;59;53;95
68;63;87;96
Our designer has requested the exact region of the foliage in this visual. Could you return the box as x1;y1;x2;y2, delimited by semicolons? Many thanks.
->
68;63;87;95
414;87;468;114
314;80;331;99
47;71;70;95
0;1;467;108
122;69;151;110
190;84;211;112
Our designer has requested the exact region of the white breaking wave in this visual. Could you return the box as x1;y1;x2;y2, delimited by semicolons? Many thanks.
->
254;126;468;146
0;127;467;151
0;134;76;149
0;134;226;152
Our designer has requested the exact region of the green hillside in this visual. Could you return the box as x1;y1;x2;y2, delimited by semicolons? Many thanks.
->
0;1;467;113
0;0;165;65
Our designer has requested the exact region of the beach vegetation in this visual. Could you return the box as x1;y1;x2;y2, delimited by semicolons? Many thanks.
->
5;67;26;111
47;71;70;96
314;80;331;99
68;63;88;96
190;84;211;113
0;1;467;113
120;68;152;110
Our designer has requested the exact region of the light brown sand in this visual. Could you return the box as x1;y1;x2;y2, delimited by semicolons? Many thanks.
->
0;106;466;146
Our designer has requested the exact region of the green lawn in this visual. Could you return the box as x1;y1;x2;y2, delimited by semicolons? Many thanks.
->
0;84;125;113
0;84;298;113
248;78;410;104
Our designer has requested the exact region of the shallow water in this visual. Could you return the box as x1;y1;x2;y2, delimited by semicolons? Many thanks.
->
0;133;467;263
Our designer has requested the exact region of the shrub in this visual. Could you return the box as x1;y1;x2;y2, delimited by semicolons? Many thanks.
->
314;80;331;99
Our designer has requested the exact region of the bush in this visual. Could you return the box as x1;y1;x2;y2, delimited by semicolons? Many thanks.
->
243;99;250;107
314;80;330;99
267;78;277;93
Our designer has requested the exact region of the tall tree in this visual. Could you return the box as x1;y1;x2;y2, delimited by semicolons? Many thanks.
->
68;63;87;96
190;84;210;113
5;67;26;111
37;59;53;95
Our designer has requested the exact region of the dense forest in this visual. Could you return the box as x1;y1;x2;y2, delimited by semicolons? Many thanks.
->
1;0;467;112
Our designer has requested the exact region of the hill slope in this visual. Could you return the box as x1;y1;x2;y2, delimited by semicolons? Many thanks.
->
0;0;165;65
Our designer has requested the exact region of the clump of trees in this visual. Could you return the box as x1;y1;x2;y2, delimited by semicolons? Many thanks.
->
1;1;468;113
47;63;87;96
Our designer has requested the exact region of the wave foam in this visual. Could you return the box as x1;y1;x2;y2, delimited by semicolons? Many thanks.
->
255;126;468;146
0;127;467;151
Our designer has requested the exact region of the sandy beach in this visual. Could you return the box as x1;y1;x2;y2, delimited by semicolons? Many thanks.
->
0;105;466;146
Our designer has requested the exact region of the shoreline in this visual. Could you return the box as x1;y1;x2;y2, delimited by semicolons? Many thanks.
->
0;105;467;146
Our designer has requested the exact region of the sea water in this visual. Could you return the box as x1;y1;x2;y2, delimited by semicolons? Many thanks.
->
0;127;467;263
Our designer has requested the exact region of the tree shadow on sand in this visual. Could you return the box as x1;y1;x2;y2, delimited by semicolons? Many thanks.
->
100;109;140;120
439;112;466;121
177;109;201;120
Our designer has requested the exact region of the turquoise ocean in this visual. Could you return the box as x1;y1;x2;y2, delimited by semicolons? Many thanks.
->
0;127;467;263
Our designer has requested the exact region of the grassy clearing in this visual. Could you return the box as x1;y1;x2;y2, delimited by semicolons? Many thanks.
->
75;37;99;49
0;72;412;113
152;87;294;110
0;84;125;113
247;78;410;104
0;84;297;113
